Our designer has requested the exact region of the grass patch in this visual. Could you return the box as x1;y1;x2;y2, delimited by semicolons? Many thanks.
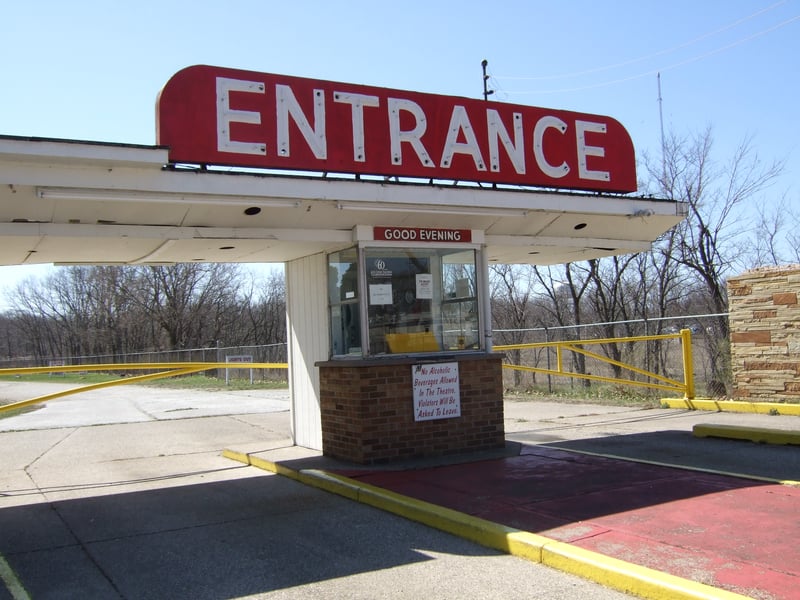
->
0;405;39;419
504;383;663;408
0;372;288;391
143;374;287;391
0;372;119;385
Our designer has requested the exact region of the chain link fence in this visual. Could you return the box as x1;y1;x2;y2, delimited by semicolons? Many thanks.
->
1;343;289;383
2;313;729;393
494;313;729;396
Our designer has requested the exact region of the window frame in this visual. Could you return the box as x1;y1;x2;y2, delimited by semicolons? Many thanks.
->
327;242;486;358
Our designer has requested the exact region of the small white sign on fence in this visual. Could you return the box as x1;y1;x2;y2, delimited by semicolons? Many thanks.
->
225;355;254;385
48;359;66;377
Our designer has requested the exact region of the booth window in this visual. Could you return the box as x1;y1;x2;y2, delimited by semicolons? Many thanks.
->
328;247;362;356
329;246;481;357
364;247;479;355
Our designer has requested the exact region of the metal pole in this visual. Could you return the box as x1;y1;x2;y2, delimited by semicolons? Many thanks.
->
545;327;552;393
481;60;494;101
658;72;666;183
479;247;493;352
644;317;650;388
680;328;695;399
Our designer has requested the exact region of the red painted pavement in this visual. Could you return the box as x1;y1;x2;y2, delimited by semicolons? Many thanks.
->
338;445;800;599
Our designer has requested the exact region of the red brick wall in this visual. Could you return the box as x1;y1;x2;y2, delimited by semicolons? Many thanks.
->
317;354;505;464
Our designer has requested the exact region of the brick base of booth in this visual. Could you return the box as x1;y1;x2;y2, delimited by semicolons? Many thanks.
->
317;354;505;464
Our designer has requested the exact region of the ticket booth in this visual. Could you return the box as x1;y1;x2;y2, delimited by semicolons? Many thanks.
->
315;226;503;463
153;64;672;464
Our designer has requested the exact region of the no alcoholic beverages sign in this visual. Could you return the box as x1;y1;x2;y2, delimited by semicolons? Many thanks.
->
412;362;461;421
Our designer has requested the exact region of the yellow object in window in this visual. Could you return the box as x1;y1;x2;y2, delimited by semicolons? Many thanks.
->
385;332;440;353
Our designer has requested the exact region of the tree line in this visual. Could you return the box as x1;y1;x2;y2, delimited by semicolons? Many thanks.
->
490;129;794;394
0;264;286;364
1;129;796;393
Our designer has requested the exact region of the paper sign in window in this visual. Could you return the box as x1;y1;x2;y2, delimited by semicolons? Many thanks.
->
369;283;393;305
416;274;433;300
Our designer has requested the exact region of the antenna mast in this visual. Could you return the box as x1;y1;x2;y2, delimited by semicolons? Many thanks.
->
657;72;666;181
481;59;494;100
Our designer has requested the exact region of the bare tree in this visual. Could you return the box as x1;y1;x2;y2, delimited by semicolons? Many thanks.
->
585;256;640;379
789;209;800;264
240;269;287;346
632;236;688;379
748;194;800;267
129;263;245;350
533;263;592;383
643;128;783;389
489;264;538;386
2;262;289;368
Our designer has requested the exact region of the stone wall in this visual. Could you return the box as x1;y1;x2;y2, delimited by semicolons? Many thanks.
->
728;265;800;401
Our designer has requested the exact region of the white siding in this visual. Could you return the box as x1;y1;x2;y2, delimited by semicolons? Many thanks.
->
285;254;329;449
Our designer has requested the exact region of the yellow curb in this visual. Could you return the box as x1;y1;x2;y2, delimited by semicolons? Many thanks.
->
222;448;302;481
295;469;361;501
542;541;748;600
693;423;800;446
663;398;800;416
343;473;537;554
223;448;751;600
221;448;251;465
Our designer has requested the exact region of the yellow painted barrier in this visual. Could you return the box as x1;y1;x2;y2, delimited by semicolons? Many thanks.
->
0;362;288;414
662;398;800;416
693;423;800;445
496;329;695;399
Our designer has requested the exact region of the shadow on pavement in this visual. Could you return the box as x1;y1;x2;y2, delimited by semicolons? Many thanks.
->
0;471;503;599
540;429;800;482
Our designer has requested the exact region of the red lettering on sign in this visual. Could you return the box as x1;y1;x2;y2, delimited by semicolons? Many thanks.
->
157;65;637;193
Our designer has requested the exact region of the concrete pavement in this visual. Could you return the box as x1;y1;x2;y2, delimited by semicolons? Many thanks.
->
228;398;800;599
2;382;800;598
0;380;291;431
1;382;631;600
503;398;800;482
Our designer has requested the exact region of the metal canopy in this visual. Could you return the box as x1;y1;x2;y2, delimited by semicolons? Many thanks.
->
0;136;686;267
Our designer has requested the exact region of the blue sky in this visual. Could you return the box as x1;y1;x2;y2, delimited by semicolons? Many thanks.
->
1;0;798;304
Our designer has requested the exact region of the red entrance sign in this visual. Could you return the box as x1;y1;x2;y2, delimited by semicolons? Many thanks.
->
374;227;472;243
157;65;637;193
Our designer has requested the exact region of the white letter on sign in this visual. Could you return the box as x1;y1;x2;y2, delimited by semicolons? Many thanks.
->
276;84;327;159
334;91;380;162
216;77;266;156
388;98;434;168
440;105;486;171
533;116;569;179
487;110;525;174
575;120;610;182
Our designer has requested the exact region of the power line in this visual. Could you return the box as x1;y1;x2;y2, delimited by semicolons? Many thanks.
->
500;13;800;95
495;1;788;82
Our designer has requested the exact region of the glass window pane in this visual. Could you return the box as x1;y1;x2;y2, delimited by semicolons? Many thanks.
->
328;248;361;356
441;251;479;351
364;247;480;355
328;247;359;304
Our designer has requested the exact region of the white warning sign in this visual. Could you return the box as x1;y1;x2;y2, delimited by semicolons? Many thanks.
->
412;362;461;422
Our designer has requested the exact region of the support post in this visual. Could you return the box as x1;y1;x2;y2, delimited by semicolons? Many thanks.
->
680;328;695;399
